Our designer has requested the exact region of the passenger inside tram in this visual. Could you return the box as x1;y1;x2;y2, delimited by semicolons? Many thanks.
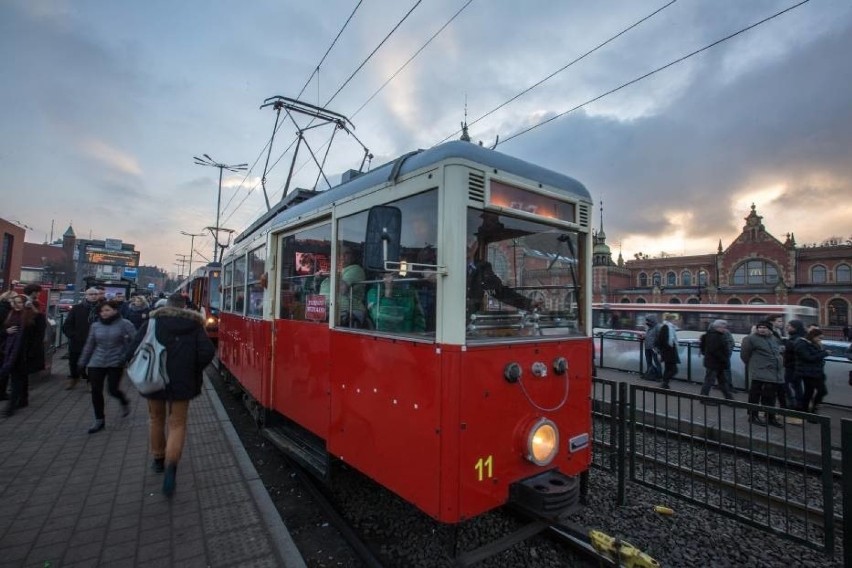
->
365;272;426;333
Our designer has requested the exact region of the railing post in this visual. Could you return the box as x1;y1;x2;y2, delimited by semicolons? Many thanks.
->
617;381;628;506
842;419;852;563
820;416;834;553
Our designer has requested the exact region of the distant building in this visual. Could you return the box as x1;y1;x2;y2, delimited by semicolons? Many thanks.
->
593;204;852;338
0;218;25;290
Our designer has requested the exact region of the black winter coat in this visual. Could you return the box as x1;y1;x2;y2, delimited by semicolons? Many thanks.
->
1;308;46;375
703;329;731;370
127;306;215;401
793;338;828;379
62;301;101;352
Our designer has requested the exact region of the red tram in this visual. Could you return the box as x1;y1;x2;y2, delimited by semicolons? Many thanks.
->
174;263;222;341
217;141;594;523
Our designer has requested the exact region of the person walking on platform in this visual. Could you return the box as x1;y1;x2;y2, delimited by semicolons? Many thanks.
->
655;313;680;389
0;290;16;399
125;295;151;330
782;319;806;409
1;293;46;416
641;316;661;380
740;320;784;427
62;288;102;390
794;327;829;414
78;300;136;433
700;320;734;401
127;293;215;497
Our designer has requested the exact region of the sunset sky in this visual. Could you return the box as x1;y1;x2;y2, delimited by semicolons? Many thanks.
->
2;0;850;272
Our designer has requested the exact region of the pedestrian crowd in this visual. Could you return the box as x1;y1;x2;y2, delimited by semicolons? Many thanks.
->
640;312;834;425
0;285;214;498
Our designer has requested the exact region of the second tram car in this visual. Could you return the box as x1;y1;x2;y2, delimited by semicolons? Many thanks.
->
218;141;594;523
174;263;222;341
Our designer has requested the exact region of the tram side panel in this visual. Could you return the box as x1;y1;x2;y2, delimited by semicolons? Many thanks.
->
271;320;332;438
218;313;273;407
328;333;443;521
456;339;593;521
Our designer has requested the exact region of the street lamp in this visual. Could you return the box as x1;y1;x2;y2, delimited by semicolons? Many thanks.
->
193;155;247;263
180;231;206;275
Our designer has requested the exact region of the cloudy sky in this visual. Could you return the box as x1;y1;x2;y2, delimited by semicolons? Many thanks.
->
2;0;850;272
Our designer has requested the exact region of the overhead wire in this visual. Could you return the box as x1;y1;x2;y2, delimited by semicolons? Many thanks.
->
223;0;427;227
496;0;811;147
216;0;366;226
435;0;678;144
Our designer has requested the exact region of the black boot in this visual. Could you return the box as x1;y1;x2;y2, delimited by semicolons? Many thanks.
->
748;413;766;426
151;458;165;473
87;419;105;434
163;463;177;497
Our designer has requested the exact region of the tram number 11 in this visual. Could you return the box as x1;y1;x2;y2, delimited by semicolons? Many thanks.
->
475;455;493;481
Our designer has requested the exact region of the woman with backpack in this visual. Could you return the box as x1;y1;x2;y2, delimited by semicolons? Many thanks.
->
127;293;215;497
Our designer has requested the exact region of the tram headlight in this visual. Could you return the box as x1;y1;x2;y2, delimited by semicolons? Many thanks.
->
526;418;559;466
206;316;218;327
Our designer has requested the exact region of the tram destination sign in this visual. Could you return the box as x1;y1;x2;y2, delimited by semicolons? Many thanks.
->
489;180;575;223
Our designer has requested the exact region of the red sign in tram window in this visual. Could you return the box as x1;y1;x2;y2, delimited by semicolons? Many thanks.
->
489;180;575;223
305;294;328;322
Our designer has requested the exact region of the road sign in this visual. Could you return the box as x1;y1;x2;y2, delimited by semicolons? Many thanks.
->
123;267;138;280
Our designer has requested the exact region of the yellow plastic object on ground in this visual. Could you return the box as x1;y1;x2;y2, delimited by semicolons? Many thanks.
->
653;505;674;515
589;530;661;568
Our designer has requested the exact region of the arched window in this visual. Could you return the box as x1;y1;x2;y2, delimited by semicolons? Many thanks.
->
666;271;677;286
669;298;681;304
638;272;648;287
811;265;827;284
727;298;743;304
838;264;851;283
731;260;779;285
681;271;692;286
620;298;630;303
652;272;661;287
687;298;699;304
636;298;647;303
828;298;848;327
698;270;708;286
800;298;818;309
748;298;767;305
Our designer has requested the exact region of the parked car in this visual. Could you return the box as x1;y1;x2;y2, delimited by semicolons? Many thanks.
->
57;298;76;313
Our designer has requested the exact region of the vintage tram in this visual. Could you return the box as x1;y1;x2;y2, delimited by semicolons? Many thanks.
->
174;263;222;341
217;140;594;523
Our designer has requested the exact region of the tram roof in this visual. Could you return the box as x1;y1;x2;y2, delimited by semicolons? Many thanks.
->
235;140;591;245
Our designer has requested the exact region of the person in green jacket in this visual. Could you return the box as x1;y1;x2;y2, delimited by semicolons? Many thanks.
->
366;272;426;333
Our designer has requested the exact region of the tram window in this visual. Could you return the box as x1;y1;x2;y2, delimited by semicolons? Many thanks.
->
466;208;585;339
278;223;332;322
338;189;438;336
223;262;233;312
246;247;267;318
234;254;247;315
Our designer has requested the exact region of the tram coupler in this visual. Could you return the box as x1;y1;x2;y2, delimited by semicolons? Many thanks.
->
508;470;581;521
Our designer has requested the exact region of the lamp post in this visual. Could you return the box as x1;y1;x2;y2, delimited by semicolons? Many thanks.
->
193;155;247;263
180;231;206;275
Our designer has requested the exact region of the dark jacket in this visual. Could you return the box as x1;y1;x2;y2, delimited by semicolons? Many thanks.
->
128;306;215;400
62;300;101;352
125;305;151;330
783;319;806;369
792;338;828;379
655;322;681;364
703;328;731;370
1;307;46;375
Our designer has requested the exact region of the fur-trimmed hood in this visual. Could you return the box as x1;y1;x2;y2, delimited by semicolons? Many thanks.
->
149;306;204;324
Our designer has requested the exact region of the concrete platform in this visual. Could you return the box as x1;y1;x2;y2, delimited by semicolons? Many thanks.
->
0;348;306;568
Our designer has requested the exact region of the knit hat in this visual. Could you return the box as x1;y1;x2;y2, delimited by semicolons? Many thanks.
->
756;319;773;329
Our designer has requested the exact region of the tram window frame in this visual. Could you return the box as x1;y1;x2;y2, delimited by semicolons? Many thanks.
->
277;223;332;322
338;189;438;337
223;262;234;312
246;246;267;318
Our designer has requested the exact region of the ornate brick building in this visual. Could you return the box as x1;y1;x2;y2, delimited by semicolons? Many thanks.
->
592;205;851;337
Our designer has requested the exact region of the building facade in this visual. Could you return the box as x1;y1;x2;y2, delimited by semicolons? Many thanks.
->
0;218;25;291
593;205;851;337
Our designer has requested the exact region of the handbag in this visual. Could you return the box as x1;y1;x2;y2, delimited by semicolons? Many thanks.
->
126;319;169;395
